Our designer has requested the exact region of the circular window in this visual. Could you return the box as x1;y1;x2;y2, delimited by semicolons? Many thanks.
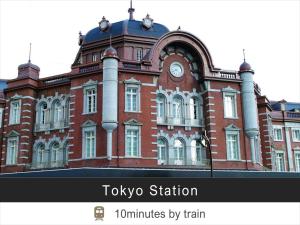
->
169;61;184;78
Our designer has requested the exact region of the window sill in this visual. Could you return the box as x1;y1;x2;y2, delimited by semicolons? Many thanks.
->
157;122;203;128
226;159;242;162
9;123;20;126
82;112;97;115
224;117;239;120
4;164;18;167
82;157;97;160
35;126;69;133
274;140;284;142
124;110;142;113
124;156;141;159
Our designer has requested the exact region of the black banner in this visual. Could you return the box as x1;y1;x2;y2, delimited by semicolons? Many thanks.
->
0;178;300;202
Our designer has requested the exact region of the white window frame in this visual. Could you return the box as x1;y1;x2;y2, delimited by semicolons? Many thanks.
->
267;114;273;139
82;126;96;159
189;97;201;126
136;48;143;61
53;100;62;126
292;128;300;142
36;144;46;167
0;107;3;128
254;135;261;163
125;125;141;158
157;138;168;165
92;53;98;62
9;99;21;125
51;142;60;163
226;131;241;161
156;94;167;124
39;102;48;125
83;86;97;114
294;151;300;172
172;95;184;125
191;139;204;165
223;92;238;119
6;136;19;165
125;84;140;113
173;138;185;165
273;126;283;141
275;151;286;172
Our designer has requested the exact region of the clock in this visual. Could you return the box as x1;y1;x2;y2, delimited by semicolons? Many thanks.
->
99;16;110;32
170;62;184;77
142;14;153;29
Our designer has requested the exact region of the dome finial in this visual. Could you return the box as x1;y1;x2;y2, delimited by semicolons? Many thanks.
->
28;43;32;63
243;49;246;62
128;0;135;20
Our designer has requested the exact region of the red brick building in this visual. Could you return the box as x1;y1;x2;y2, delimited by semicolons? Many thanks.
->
0;6;299;174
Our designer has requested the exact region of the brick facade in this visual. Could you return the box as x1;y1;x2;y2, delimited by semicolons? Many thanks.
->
0;11;299;174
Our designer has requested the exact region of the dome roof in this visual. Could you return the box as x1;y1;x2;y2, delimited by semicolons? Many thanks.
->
101;46;119;60
18;62;40;71
239;61;252;72
83;19;169;44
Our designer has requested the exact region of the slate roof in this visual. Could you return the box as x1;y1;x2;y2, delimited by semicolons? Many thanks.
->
83;19;169;44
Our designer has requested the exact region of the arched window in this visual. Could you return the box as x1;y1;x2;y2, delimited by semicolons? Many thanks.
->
157;138;167;165
172;96;184;125
64;98;70;126
191;140;204;165
156;94;166;123
53;101;62;123
51;142;60;162
190;98;198;120
63;141;69;165
40;102;47;125
36;144;46;168
174;139;185;165
50;142;63;167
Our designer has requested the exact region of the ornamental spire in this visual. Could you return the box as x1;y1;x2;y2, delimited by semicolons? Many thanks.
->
128;0;135;20
28;43;32;63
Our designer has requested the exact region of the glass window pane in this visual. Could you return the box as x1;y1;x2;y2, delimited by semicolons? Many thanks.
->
224;95;236;118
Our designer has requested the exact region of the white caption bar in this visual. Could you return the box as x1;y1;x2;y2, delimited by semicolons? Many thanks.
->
0;203;299;225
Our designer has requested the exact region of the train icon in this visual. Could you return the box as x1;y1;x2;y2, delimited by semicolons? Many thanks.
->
94;206;104;221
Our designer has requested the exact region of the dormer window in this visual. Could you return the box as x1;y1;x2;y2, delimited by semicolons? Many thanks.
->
92;53;98;62
136;48;143;61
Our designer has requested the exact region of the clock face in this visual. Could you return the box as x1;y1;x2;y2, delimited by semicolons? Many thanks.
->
170;62;184;77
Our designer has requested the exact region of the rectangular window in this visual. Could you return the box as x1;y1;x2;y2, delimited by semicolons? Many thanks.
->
84;88;97;113
125;87;139;112
92;53;98;62
275;152;285;172
295;152;300;172
83;127;96;159
226;133;240;160
267;115;273;139
292;129;300;142
223;93;237;118
6;137;18;165
156;95;166;123
9;100;21;124
136;48;143;61
125;127;139;157
273;127;283;141
0;108;3;128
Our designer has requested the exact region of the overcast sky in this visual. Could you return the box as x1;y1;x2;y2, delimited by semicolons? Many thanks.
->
0;0;299;102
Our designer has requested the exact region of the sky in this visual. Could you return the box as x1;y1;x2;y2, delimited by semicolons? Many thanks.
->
0;0;299;102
